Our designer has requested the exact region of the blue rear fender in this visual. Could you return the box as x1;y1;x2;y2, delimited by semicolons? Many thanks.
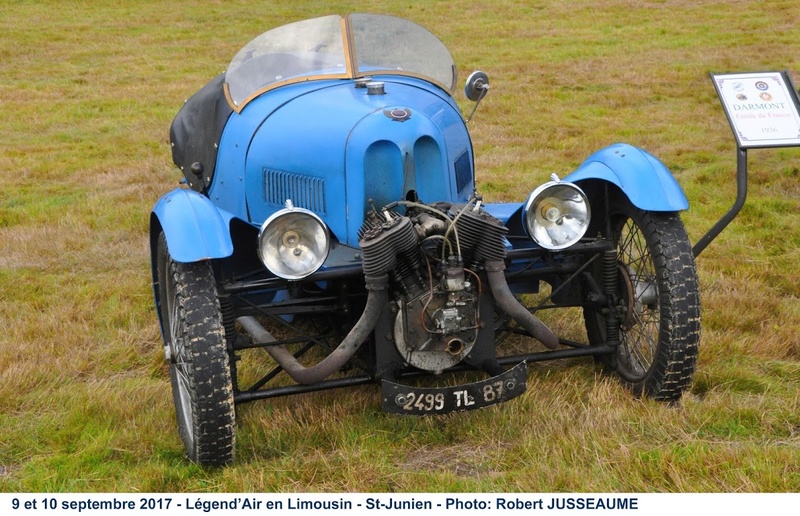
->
564;143;689;211
149;188;235;265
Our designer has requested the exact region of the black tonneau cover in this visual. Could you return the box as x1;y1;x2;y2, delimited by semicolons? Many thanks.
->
169;74;233;192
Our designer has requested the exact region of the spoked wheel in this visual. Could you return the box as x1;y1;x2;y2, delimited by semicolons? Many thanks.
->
585;206;700;401
156;233;236;466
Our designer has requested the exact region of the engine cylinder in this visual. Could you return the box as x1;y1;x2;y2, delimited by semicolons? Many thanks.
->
359;215;417;277
450;203;508;263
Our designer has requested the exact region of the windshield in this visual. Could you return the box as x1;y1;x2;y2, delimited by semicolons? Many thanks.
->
224;13;456;111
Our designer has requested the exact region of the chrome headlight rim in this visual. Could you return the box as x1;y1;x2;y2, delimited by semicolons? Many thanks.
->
258;204;330;280
523;179;591;251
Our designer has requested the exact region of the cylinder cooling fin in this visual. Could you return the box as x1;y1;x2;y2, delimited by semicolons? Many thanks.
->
449;203;509;263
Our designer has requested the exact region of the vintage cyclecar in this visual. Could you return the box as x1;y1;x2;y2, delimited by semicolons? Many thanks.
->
151;13;717;466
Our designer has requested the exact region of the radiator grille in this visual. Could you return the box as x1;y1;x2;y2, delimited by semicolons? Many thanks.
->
264;169;326;214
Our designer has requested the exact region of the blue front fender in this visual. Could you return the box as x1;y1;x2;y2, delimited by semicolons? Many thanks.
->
150;188;235;263
564;143;689;211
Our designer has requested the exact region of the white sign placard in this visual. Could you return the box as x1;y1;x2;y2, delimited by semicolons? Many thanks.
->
712;71;800;148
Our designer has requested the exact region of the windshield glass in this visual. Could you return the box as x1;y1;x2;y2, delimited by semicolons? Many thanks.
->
225;13;456;111
349;13;456;93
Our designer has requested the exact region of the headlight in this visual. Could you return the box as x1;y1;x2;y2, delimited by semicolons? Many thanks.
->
258;202;329;279
523;176;590;250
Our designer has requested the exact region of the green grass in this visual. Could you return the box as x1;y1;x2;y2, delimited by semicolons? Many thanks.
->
1;0;799;492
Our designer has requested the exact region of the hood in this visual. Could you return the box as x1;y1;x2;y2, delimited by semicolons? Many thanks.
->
241;79;474;247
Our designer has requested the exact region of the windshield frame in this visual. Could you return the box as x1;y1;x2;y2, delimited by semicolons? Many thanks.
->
224;13;457;113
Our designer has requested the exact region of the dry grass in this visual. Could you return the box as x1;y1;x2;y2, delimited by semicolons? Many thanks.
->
1;0;799;493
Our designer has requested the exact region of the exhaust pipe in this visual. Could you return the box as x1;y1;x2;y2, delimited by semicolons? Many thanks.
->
238;274;388;385
485;260;559;349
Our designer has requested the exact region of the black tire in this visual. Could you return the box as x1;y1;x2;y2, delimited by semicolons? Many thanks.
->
584;206;700;401
156;233;235;466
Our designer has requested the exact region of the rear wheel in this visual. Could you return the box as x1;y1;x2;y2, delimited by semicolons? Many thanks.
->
585;206;700;401
156;233;235;466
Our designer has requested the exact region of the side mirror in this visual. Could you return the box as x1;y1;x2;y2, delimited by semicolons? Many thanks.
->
464;71;490;123
465;71;490;101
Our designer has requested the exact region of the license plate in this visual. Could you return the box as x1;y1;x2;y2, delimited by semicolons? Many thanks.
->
381;362;527;415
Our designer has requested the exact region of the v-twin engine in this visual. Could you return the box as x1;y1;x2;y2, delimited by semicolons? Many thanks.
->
358;201;527;372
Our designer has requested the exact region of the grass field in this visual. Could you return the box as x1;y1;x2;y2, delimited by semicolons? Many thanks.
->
1;0;799;492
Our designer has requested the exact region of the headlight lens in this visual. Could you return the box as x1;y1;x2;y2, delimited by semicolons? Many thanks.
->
523;179;590;250
258;204;329;279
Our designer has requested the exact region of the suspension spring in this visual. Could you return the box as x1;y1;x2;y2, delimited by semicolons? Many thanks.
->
602;249;621;350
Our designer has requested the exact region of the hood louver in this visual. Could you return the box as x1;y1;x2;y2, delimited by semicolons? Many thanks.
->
264;169;326;214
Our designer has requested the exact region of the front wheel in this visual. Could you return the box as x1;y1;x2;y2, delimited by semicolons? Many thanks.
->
156;233;236;466
584;207;700;401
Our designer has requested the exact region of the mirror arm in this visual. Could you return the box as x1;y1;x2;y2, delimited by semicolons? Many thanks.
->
465;84;489;123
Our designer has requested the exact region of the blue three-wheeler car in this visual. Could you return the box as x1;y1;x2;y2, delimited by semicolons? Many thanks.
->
151;13;701;466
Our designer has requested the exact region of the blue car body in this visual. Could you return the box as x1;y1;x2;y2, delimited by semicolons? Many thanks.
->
150;13;700;466
151;18;686;265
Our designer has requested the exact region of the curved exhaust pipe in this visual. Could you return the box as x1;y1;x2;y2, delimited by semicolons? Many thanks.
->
485;260;559;349
237;274;388;385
